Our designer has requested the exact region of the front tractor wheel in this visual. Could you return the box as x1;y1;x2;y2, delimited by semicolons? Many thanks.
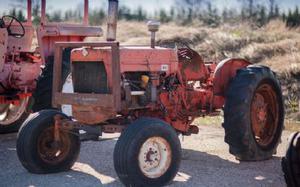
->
114;118;181;187
223;65;284;161
17;110;80;174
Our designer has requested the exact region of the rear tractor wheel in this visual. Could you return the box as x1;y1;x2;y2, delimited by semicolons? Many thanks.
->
223;65;284;161
16;110;80;173
114;118;181;187
282;132;300;187
0;97;30;134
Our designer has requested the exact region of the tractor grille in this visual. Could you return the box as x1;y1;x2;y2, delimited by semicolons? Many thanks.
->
72;61;108;94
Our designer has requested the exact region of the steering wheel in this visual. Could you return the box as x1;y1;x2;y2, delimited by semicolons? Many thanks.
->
0;15;25;38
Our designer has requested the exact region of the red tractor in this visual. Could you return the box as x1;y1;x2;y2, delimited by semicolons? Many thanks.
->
0;0;102;133
17;0;284;186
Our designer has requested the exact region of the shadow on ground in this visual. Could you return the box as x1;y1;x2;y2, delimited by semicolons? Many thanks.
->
0;130;286;187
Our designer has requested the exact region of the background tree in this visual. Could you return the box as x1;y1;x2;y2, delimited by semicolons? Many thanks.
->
159;9;171;23
175;0;205;23
203;2;220;27
258;6;267;26
239;0;255;18
17;10;25;22
268;0;276;19
135;6;146;21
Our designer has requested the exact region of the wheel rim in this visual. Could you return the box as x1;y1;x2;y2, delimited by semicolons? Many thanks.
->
0;98;28;126
37;127;71;164
251;83;279;147
138;137;172;179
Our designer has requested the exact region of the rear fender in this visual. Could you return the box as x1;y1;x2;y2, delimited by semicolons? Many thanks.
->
212;58;251;107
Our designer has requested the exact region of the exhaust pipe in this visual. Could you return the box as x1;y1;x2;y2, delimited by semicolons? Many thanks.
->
107;0;118;41
147;20;160;48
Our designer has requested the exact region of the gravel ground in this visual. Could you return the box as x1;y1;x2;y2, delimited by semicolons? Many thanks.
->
0;125;290;187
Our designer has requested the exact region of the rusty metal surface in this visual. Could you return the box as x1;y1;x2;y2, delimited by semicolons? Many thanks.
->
52;42;121;124
251;83;279;147
178;48;209;81
106;0;118;41
37;126;71;164
213;58;251;97
54;93;114;107
70;46;179;90
83;0;89;25
6;25;34;52
27;0;32;23
0;28;8;71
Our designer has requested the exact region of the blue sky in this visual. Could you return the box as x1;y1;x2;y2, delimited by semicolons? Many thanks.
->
1;0;300;16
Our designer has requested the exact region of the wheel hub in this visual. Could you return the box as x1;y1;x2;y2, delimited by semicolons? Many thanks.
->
145;147;160;168
138;137;172;179
0;98;28;126
251;83;279;147
37;127;71;164
253;94;268;127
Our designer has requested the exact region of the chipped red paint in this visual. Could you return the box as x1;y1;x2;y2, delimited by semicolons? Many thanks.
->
63;44;251;133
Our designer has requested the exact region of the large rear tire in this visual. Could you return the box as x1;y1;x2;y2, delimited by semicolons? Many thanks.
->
114;118;181;187
0;97;30;134
223;65;284;161
16;110;80;173
282;132;300;187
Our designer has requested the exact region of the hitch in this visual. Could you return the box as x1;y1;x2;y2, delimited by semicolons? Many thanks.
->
53;114;102;141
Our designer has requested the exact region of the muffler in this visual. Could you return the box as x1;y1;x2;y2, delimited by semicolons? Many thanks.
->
107;0;118;41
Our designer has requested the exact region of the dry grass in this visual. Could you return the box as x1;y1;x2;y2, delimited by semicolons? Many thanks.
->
285;120;300;131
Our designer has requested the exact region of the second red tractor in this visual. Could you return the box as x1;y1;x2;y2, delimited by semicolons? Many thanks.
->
0;0;102;133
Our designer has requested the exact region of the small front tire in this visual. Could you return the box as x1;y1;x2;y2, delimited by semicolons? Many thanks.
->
16;110;80;174
113;118;181;187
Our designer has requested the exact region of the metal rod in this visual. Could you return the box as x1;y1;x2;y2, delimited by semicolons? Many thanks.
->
83;0;89;25
151;32;155;48
107;0;119;41
41;0;46;24
27;0;32;23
